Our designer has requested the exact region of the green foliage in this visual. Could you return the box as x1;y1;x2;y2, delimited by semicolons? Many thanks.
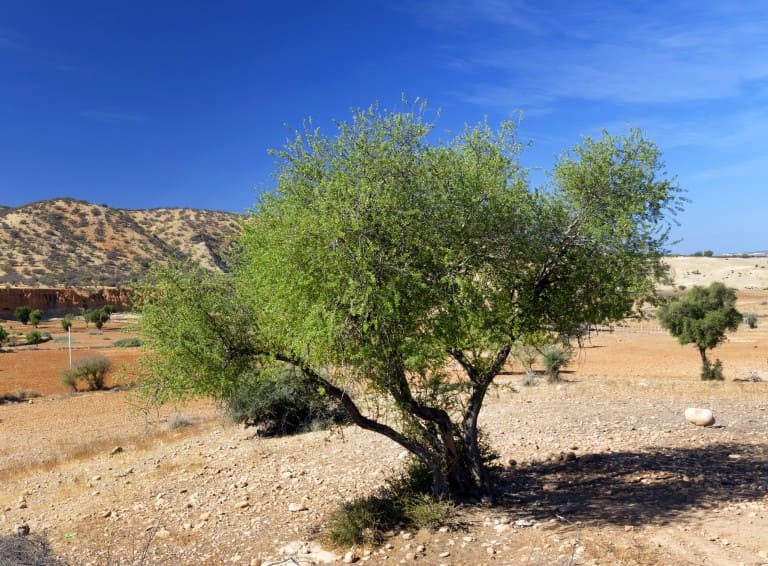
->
745;312;758;329
701;358;724;380
0;324;7;346
540;344;572;383
326;459;454;547
135;104;684;498
25;330;42;345
61;315;74;331
657;281;742;377
221;362;348;436
29;309;43;327
14;306;31;325
84;307;111;330
61;354;111;391
114;337;142;348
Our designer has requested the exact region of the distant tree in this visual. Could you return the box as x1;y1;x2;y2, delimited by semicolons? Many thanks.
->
657;282;742;379
703;250;714;257
29;309;43;327
14;306;32;325
84;307;111;330
61;314;74;332
135;106;684;498
745;312;758;329
0;324;8;347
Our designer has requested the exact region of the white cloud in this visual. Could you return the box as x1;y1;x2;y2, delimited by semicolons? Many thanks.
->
418;1;768;107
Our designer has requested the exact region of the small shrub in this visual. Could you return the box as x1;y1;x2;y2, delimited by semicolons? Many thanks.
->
0;389;42;404
61;315;74;331
541;344;572;383
221;362;348;436
326;459;454;547
167;413;193;430
745;312;758;329
0;533;63;565
701;358;724;380
61;354;111;391
25;330;43;345
115;337;142;348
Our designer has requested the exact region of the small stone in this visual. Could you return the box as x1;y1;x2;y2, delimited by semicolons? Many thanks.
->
486;547;496;555
402;532;414;540
14;523;30;536
235;500;250;509
515;519;535;527
439;551;451;558
624;525;634;532
102;510;112;518
155;529;170;538
288;503;307;512
416;544;425;553
110;446;123;455
685;407;715;427
343;550;359;563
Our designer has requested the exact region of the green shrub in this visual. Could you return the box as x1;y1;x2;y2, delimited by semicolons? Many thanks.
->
701;358;724;380
25;330;43;345
745;312;758;329
114;337;142;348
61;355;111;391
326;459;454;547
221;362;348;436
29;309;43;327
61;315;74;331
14;306;31;325
541;344;572;383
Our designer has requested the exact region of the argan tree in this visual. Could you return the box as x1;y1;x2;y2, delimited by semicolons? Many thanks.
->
29;309;43;328
657;281;742;379
14;306;31;325
0;324;8;348
135;105;683;498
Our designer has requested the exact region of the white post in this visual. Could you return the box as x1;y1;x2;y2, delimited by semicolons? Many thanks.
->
68;325;72;369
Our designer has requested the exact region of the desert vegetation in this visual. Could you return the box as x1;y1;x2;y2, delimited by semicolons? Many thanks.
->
134;104;684;502
658;281;743;379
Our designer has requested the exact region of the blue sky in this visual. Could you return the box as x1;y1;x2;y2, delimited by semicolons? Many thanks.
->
1;1;766;254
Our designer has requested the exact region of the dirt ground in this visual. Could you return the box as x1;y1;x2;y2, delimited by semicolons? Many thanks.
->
1;299;767;565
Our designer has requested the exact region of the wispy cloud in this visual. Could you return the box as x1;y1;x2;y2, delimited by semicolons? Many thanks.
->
80;111;147;124
415;1;768;109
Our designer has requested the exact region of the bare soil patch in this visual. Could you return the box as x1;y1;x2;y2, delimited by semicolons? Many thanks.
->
1;301;767;565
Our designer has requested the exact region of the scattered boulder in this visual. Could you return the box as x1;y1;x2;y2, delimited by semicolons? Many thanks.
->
14;523;30;536
685;407;715;427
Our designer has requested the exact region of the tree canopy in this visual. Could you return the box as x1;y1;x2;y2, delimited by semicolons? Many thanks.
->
135;104;684;498
657;281;742;377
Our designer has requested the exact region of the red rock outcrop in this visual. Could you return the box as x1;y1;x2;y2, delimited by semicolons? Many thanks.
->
0;287;132;319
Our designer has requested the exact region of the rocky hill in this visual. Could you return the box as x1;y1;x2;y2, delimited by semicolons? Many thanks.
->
0;198;242;288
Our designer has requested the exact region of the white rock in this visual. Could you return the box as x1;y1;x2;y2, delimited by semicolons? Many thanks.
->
288;502;307;512
685;408;715;427
343;550;359;563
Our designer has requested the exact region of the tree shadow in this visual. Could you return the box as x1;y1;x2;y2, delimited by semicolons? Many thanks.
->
495;442;768;526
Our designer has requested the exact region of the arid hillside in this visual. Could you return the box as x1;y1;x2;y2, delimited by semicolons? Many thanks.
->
0;198;242;288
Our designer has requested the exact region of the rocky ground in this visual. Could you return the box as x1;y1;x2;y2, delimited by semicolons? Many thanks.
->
1;316;767;565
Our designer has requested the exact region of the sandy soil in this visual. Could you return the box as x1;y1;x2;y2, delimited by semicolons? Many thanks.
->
1;298;767;565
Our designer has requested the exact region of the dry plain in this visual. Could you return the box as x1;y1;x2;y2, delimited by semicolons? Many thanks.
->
1;259;767;565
